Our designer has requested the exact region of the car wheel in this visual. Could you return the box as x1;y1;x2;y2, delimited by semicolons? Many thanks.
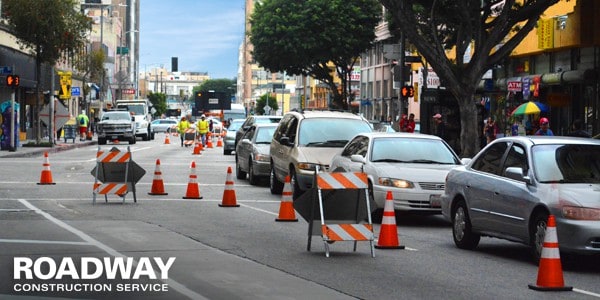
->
248;159;259;185
98;137;106;145
129;137;136;144
452;200;480;250
235;155;246;179
224;149;231;155
270;164;284;195
290;168;303;200
530;211;549;264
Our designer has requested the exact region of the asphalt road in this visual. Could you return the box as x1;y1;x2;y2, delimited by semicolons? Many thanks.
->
0;134;599;300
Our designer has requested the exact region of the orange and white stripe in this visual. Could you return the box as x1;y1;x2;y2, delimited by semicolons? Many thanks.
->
93;183;128;195
322;224;374;241
96;150;131;163
317;172;368;190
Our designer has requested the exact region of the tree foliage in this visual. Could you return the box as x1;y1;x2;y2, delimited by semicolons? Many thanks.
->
380;0;563;156
250;0;380;110
255;93;279;115
148;92;167;117
3;0;92;65
73;49;106;106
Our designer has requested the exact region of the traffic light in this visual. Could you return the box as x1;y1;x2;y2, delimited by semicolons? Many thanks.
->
400;86;414;99
6;74;19;87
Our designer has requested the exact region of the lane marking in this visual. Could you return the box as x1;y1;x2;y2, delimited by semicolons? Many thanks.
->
574;288;600;298
17;199;208;300
0;239;92;246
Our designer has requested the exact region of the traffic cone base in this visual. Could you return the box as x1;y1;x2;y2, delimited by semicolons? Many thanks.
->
375;191;404;249
276;175;298;222
219;166;240;207
528;215;572;292
183;161;203;199
38;152;56;185
148;159;168;195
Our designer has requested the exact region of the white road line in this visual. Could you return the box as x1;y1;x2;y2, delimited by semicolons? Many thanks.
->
240;203;278;216
0;239;92;246
0;181;252;187
0;198;280;203
574;288;600;298
17;199;208;300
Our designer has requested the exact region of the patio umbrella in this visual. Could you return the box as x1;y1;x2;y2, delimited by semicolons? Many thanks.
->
511;101;549;116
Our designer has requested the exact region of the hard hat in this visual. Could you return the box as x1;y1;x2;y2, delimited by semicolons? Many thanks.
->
540;117;549;125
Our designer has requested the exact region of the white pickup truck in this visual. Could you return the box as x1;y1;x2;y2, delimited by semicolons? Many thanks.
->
115;99;155;141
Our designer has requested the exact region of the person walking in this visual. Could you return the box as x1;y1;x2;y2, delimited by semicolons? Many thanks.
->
534;117;554;136
432;113;446;141
196;114;210;147
76;110;89;141
566;119;591;138
399;114;408;132
483;117;497;144
405;113;416;133
177;116;191;147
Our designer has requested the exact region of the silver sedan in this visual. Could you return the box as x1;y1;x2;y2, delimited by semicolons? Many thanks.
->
441;136;600;262
235;123;278;185
330;132;463;220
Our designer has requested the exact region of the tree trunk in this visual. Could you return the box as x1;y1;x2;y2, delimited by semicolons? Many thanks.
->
35;58;41;144
458;97;480;158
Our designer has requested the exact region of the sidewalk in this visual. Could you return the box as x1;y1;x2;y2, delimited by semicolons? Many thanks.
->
0;138;96;159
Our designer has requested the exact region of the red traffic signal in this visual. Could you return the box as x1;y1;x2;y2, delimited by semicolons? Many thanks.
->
400;85;414;98
6;74;20;87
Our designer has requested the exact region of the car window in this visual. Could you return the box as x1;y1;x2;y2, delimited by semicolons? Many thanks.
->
242;127;255;140
255;127;276;144
228;121;243;131
533;144;600;183
341;136;367;157
298;118;371;147
274;115;293;141
502;143;529;177
370;137;459;164
285;117;298;141
255;117;281;124
471;142;509;175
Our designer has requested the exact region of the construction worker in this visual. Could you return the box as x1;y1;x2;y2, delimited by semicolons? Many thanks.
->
177;116;191;147
196;114;209;147
76;110;89;141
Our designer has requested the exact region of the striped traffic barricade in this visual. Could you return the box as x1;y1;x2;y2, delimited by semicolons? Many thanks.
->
92;146;145;204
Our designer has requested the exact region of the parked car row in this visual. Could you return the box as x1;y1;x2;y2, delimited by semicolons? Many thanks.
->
227;111;600;263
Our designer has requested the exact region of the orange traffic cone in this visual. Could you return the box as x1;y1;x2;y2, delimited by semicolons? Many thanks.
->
164;133;171;144
37;152;56;185
216;136;223;147
528;215;572;291
276;175;298;222
219;166;240;207
206;138;213;148
182;161;203;199
148;159;168;195
192;143;202;155
375;191;404;249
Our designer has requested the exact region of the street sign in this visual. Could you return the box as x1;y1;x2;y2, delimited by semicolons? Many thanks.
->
58;71;72;100
0;66;13;75
72;86;81;96
39;100;70;130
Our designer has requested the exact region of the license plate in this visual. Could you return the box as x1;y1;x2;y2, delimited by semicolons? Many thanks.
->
429;195;441;207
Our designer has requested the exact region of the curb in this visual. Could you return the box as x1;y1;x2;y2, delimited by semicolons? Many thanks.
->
0;141;97;158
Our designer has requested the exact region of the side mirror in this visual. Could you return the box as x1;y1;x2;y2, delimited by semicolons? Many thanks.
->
350;154;366;164
131;116;135;122
280;136;291;146
505;167;532;184
460;158;472;165
241;138;251;144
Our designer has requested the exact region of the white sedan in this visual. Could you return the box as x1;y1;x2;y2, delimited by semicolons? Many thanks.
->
330;132;463;220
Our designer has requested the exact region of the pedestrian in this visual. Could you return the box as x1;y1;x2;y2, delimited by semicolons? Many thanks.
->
196;114;209;147
177;116;191;147
511;119;519;136
483;117;497;144
534;117;554;136
432;113;446;140
405;113;416;133
399;114;408;132
76;110;89;141
566;119;591;138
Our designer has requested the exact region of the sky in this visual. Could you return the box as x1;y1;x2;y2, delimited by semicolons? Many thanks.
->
139;0;246;79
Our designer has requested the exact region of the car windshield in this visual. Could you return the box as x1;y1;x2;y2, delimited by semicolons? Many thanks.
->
102;113;130;121
370;137;460;164
255;117;281;124
533;144;600;183
299;118;372;147
255;127;276;144
228;121;243;131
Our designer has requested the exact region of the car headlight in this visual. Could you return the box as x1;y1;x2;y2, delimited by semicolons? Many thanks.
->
379;177;414;188
254;153;270;162
297;162;317;171
562;206;600;220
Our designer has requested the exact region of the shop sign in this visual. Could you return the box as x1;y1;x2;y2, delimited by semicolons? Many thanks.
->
507;80;522;92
